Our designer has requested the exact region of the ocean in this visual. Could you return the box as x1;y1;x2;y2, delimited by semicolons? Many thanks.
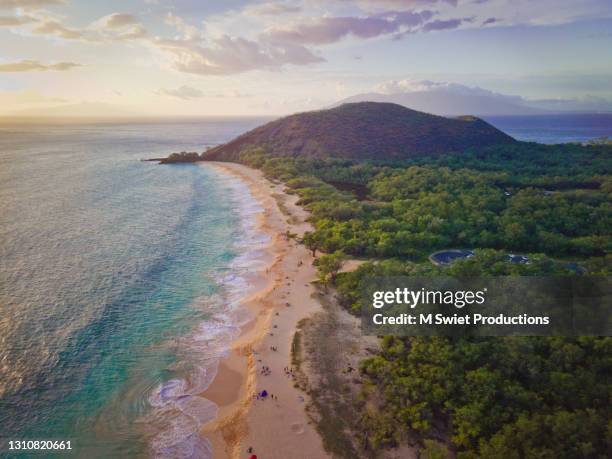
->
0;119;269;458
0;113;610;458
484;113;612;144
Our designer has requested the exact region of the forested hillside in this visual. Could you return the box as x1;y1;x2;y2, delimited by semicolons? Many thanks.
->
202;102;515;161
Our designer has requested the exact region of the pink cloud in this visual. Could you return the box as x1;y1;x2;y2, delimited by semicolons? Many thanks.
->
154;34;324;76
264;10;435;45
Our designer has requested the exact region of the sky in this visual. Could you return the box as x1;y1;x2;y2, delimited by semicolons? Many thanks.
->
0;0;611;117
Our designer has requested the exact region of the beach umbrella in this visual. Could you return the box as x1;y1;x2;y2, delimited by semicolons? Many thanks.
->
260;390;268;397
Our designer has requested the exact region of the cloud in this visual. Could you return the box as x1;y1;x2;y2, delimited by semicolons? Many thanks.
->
244;3;302;16
25;12;148;42
0;0;65;9
153;14;325;76
264;10;435;45
482;17;498;25
332;0;458;9
155;34;323;75
376;79;439;93
157;86;252;99
94;13;139;29
158;85;205;99
32;19;85;39
421;18;464;32
0;8;100;41
376;79;523;102
222;90;250;98
0;14;34;25
0;59;81;71
0;89;67;109
0;1;569;81
114;23;148;40
164;12;200;40
152;6;477;76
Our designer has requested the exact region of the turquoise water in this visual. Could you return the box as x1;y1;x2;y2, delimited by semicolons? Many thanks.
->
0;119;267;457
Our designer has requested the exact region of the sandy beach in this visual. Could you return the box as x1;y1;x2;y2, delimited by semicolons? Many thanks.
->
201;162;328;459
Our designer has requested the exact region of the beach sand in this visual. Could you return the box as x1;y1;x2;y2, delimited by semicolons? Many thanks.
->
201;162;328;459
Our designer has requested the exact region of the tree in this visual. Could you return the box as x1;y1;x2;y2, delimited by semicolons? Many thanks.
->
315;251;345;285
420;439;452;459
303;231;323;257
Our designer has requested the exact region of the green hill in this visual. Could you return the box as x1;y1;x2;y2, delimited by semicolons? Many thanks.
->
202;102;516;161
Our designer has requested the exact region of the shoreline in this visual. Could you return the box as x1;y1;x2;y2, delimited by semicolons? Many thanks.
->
201;162;328;459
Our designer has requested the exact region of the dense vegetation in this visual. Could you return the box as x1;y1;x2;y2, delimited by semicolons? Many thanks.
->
206;139;611;457
335;253;611;457
202;102;515;161
362;333;611;458
238;142;611;260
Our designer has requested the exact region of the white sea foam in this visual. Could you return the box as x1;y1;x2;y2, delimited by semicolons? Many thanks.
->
147;168;270;459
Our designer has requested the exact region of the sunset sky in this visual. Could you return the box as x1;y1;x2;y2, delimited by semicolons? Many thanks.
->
1;0;611;117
